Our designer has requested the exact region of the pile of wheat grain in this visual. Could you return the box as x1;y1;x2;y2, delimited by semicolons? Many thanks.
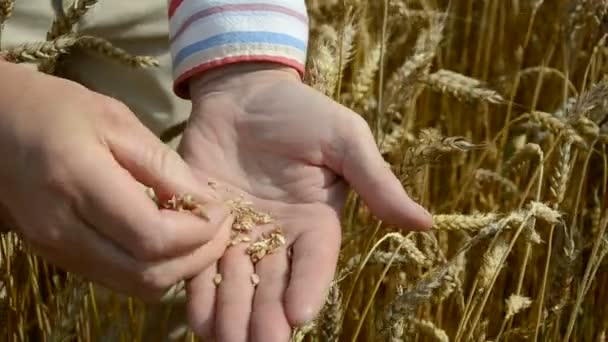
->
1;0;608;341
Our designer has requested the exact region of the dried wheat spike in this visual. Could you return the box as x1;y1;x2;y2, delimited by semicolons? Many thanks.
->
436;251;465;304
410;319;449;342
306;24;339;97
291;321;316;342
387;318;406;342
318;283;342;341
392;4;446;24
389;233;429;266
504;142;543;175
477;236;509;291
77;36;159;68
351;42;381;104
572;116;601;139
0;35;78;63
421;69;504;104
385;19;444;105
337;11;355;76
528;201;561;225
432;213;499;232
381;264;450;339
404;128;483;167
475;169;519;194
0;0;14;46
341;252;403;277
47;0;99;40
505;294;533;319
0;0;14;24
526;111;586;148
591;188;602;236
549;139;572;205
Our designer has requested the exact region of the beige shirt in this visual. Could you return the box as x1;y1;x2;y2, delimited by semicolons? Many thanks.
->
3;0;189;136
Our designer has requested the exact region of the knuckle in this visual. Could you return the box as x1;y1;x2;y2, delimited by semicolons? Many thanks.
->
41;164;73;197
27;224;63;249
130;233;167;261
136;267;172;296
349;114;372;136
98;96;137;126
153;146;181;178
100;96;131;117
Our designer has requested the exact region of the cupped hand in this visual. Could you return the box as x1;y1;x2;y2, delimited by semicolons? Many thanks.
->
0;61;232;300
180;63;432;341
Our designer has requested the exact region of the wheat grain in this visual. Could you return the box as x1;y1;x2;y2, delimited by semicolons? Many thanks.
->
245;227;285;263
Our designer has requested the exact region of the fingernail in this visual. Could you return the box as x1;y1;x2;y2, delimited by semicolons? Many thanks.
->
416;203;433;227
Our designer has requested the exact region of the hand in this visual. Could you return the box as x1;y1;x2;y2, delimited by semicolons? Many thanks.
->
0;61;232;300
179;63;432;341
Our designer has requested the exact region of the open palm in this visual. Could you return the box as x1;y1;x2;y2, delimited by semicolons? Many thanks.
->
178;66;431;342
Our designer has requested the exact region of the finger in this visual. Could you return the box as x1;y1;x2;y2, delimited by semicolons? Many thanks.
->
103;101;215;202
216;246;255;342
251;251;291;342
187;262;218;340
29;215;155;299
74;150;230;260
325;114;432;230
147;214;233;283
284;215;342;326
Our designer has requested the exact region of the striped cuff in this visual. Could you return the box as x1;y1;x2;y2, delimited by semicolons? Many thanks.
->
168;0;309;99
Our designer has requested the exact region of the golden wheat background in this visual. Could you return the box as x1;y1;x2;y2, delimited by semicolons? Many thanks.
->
1;0;608;341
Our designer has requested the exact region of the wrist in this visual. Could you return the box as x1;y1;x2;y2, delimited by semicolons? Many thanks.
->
189;62;300;107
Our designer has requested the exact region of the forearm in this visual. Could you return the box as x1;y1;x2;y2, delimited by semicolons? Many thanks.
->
168;0;309;99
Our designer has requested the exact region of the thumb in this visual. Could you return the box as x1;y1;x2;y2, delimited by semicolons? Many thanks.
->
325;114;432;230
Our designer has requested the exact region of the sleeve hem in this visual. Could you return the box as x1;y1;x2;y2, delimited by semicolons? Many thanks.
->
173;55;305;99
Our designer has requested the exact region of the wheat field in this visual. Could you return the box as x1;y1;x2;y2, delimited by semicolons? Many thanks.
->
1;0;608;341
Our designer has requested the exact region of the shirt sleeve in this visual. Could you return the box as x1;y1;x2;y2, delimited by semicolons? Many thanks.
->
168;0;309;99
